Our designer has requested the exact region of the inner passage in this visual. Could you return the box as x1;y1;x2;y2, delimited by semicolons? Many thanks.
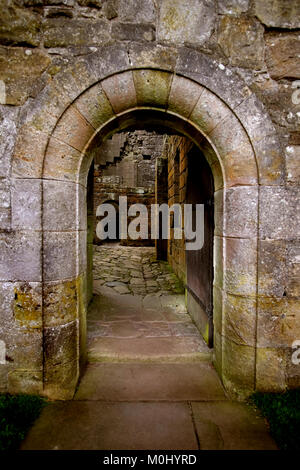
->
86;129;212;362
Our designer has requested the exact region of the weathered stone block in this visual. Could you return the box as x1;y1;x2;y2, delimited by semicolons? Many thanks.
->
259;186;300;239
258;240;286;298
43;180;77;231
253;77;300;134
75;83;115;131
0;105;19;178
222;336;255;397
0;282;44;378
43;359;79;400
190;88;231;134
0;47;51;105
17;81;69;137
0;364;11;392
217;0;249;15
234;94;276;145
208;112;252;159
265;33;300;79
8;369;43;395
101;72;137;114
0;231;42;282
112;23;155;42
43;231;77;281
254;0;300;29
0;282;14;329
84;44;131;83
213;285;223;336
0;3;41;46
176;48;252;110
12;125;49;179
0;178;10;214
11;178;41;230
103;0;118;19
14;282;42;330
133;69;172;108
44;321;78;368
256;347;286;392
117;0;156;23
223;146;258;187
52;105;95;152
158;0;216;47
0;208;10;231
78;230;87;275
44;279;78;328
285;146;300;183
213;235;224;290
214;189;224;237
224;237;257;296
78;184;87;230
43;18;110;47
210;161;223;192
43;137;82;183
128;43;178;71
254;134;285;185
213;330;223;378
218;16;265;69
223;293;257;346
286;241;300;297
224;186;258;238
5;328;43;369
257;297;300;348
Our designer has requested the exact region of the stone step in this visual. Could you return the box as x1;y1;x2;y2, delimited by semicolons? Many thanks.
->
87;336;212;363
75;362;225;401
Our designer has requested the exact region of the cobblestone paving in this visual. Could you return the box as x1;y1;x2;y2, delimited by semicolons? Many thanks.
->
93;243;184;296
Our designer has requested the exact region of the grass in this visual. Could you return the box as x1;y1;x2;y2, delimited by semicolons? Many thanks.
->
0;393;46;450
250;389;300;450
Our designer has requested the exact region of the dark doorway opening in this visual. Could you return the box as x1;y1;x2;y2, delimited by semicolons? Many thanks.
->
185;146;215;347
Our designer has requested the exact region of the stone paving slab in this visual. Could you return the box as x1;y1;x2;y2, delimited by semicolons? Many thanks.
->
20;399;277;450
93;244;183;296
21;402;198;450
74;363;226;401
88;336;212;363
88;319;200;339
192;402;278;450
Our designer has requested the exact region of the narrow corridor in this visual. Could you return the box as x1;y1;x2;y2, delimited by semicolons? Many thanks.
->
88;243;210;362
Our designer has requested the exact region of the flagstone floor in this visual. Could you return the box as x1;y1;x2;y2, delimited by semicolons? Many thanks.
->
20;244;277;450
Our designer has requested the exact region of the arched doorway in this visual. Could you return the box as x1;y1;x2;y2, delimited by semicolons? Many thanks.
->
11;45;282;399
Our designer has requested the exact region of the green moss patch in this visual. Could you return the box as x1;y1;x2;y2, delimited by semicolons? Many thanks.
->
250;390;300;450
0;393;46;450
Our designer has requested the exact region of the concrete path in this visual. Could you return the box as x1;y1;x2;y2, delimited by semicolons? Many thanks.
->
21;245;277;450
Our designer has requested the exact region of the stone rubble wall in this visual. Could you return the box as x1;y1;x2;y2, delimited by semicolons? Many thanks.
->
93;130;164;245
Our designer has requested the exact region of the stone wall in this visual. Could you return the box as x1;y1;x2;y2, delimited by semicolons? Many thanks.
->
93;130;164;245
0;0;299;399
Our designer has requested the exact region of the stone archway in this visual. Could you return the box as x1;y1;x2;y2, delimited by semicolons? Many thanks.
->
12;44;283;400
